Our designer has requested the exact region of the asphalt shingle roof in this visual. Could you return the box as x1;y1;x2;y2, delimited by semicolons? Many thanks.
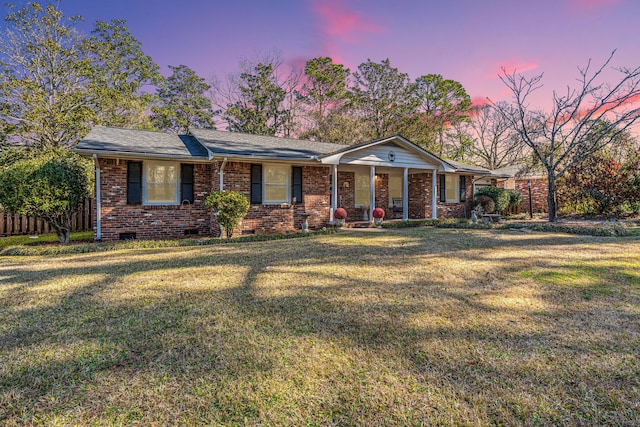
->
445;159;492;174
190;128;344;160
78;126;490;174
491;164;546;178
77;126;208;159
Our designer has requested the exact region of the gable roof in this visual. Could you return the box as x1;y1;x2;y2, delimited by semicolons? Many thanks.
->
319;134;455;172
77;126;486;174
190;128;343;161
76;126;208;159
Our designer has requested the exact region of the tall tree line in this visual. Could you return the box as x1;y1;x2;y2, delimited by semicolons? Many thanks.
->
0;2;213;149
210;55;475;156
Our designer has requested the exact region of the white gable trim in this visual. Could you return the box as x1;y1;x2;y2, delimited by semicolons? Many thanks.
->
320;135;455;172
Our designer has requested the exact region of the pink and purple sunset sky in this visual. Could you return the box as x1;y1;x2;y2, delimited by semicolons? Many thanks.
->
44;0;640;109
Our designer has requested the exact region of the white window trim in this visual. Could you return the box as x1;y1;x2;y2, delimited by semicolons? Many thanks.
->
262;163;291;205
445;174;459;203
143;160;180;205
354;172;371;208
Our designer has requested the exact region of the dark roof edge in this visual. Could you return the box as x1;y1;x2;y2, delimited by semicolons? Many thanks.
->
76;148;207;161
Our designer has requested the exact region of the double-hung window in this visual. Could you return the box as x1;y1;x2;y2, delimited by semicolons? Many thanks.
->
440;174;460;203
355;173;370;207
263;164;290;204
145;161;179;204
127;161;194;205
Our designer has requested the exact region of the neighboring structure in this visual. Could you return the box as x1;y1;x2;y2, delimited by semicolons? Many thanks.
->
77;127;493;241
492;165;548;214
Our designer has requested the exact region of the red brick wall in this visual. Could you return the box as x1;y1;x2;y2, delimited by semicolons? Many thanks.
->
436;174;473;219
96;157;478;240
374;174;390;218
216;161;332;235
97;158;213;241
408;173;430;219
514;178;548;213
337;171;363;220
301;166;332;229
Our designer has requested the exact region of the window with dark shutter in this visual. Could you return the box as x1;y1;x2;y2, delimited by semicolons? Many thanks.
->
250;164;262;204
439;174;446;203
459;176;466;202
292;166;303;204
181;164;194;203
127;161;142;204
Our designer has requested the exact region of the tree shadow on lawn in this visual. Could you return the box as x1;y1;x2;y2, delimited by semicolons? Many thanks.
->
1;230;639;424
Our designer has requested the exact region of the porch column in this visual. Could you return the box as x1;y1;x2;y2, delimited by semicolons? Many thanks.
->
431;169;438;219
369;166;376;222
402;167;409;221
330;164;338;223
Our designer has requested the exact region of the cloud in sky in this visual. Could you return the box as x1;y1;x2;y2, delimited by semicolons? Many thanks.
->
471;97;490;107
308;0;384;63
491;61;539;78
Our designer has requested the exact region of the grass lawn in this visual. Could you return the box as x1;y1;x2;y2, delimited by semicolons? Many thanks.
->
0;228;638;426
0;231;94;250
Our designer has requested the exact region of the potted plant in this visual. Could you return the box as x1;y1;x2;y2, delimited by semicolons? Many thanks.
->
334;208;347;229
372;207;385;227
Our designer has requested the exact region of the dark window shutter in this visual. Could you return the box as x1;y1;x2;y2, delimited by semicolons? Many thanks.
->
292;166;303;204
250;164;262;204
460;176;466;202
439;174;446;203
181;164;194;203
127;161;142;204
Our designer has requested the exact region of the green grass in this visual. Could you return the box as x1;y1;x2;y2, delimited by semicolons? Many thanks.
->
0;231;93;250
1;228;639;426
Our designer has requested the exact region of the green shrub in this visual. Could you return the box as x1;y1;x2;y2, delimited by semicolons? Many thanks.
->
504;222;631;237
0;150;93;244
472;195;495;214
507;190;523;207
205;190;250;238
475;187;510;212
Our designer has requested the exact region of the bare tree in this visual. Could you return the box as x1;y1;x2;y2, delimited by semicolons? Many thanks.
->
495;51;640;221
465;103;525;169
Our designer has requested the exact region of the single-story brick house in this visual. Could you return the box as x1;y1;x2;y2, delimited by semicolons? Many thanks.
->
76;126;493;241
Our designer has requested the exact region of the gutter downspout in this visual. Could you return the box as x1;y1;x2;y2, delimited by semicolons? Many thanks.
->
219;157;228;191
93;154;102;242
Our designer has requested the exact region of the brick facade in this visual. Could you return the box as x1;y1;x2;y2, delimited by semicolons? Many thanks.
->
497;177;548;213
408;173;431;219
223;162;332;235
436;174;473;219
514;178;548;213
97;158;213;241
96;157;476;240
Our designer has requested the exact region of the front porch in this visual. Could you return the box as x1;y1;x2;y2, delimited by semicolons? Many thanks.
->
330;164;440;223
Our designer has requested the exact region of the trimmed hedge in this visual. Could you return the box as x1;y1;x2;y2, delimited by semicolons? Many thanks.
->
472;195;495;214
475;187;511;213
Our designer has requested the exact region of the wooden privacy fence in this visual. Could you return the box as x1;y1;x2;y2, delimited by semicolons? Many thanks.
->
500;204;522;216
0;198;93;236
